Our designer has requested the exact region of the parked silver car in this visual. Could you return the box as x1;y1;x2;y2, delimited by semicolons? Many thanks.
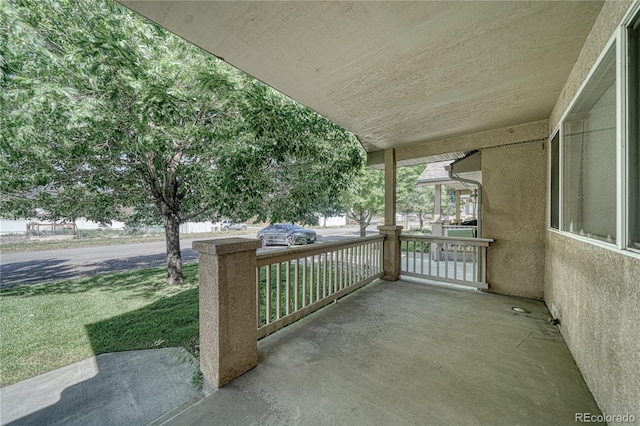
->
220;220;247;231
257;224;316;247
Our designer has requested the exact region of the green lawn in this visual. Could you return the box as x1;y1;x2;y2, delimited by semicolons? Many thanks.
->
0;264;199;387
0;229;259;253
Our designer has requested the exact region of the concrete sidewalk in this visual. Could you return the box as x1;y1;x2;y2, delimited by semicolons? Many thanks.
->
0;348;201;426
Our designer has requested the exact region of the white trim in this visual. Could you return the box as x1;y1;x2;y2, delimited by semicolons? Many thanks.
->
556;36;617;244
621;0;640;28
547;127;560;231
616;25;628;251
558;122;564;232
557;35;618;126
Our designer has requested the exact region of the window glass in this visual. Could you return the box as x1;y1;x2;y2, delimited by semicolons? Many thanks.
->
629;16;640;249
562;46;617;243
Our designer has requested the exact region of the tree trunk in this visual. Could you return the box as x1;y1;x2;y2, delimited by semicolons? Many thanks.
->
359;222;367;237
418;214;424;231
164;214;184;285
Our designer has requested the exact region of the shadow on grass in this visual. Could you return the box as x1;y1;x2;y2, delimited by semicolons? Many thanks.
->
85;287;199;356
0;267;201;425
0;250;199;289
0;263;199;301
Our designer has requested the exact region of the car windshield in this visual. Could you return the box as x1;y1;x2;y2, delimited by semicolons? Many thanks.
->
283;224;304;231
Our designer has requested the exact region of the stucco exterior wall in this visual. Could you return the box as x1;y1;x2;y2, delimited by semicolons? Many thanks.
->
482;140;547;299
545;232;640;419
545;0;640;420
549;0;633;131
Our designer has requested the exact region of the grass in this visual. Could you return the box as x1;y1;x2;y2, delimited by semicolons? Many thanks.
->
0;229;259;253
0;264;199;387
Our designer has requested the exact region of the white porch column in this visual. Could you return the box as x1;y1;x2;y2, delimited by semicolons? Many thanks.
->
193;238;262;391
379;149;402;281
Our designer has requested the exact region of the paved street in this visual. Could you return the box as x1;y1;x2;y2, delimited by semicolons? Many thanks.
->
0;226;374;288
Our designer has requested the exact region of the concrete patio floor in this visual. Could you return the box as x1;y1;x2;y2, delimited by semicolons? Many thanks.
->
161;279;603;425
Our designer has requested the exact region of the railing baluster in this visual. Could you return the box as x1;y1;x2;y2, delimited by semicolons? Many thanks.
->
294;260;299;311
322;252;327;298
302;257;307;307
309;256;317;304
412;241;417;274
276;262;281;320
481;246;487;283
453;245;458;280
316;254;320;301
266;264;271;325
347;247;355;287
473;247;478;282
463;245;468;282
286;261;291;315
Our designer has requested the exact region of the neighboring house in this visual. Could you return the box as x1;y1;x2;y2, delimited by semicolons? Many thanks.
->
121;0;639;418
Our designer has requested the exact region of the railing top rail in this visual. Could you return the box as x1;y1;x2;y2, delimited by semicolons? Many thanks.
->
399;234;494;246
256;234;384;266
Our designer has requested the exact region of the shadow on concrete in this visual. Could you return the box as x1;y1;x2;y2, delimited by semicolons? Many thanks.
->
0;250;199;289
1;290;201;426
0;348;201;426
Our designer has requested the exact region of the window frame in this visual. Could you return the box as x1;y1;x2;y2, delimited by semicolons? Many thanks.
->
548;2;640;258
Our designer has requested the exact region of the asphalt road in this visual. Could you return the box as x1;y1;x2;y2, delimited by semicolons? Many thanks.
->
0;226;374;288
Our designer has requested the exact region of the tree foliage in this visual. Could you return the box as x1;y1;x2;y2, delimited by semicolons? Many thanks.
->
340;164;384;237
396;165;434;230
1;0;362;284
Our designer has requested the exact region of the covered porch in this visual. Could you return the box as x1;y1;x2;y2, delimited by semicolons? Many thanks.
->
121;0;640;422
159;279;601;425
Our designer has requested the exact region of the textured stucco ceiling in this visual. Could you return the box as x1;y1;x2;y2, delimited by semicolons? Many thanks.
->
121;1;603;153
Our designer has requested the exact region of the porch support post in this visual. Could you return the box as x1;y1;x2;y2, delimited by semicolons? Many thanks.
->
379;148;402;281
193;238;262;391
383;149;397;226
455;190;461;222
378;225;403;281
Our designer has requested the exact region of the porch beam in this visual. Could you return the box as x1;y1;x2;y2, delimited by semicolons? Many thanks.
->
367;120;548;168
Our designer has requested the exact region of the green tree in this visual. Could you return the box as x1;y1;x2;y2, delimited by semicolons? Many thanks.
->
1;0;361;284
341;164;384;237
397;165;434;230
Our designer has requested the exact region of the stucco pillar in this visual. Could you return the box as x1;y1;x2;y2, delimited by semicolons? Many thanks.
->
193;238;262;391
455;190;461;222
379;148;402;280
384;149;397;226
378;225;403;281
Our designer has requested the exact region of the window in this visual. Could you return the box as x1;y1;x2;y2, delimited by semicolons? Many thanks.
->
549;5;640;253
562;46;617;243
629;15;640;249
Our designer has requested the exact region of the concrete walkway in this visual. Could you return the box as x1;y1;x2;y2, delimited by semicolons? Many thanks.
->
163;280;603;425
0;348;201;426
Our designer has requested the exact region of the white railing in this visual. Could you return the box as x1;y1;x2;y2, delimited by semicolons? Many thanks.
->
256;235;384;338
399;234;494;289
